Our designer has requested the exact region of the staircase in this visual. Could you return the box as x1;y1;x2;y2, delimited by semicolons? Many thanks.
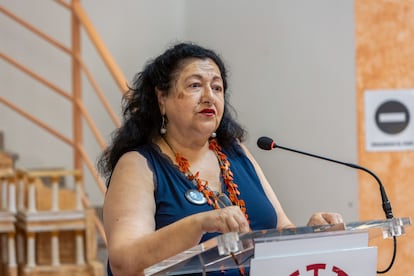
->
1;2;127;274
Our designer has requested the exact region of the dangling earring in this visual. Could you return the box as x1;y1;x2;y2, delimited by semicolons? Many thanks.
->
211;132;217;138
160;115;167;135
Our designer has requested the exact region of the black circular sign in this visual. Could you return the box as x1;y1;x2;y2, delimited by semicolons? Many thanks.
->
375;100;410;134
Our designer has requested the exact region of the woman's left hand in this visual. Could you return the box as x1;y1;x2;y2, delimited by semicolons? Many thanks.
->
307;212;344;226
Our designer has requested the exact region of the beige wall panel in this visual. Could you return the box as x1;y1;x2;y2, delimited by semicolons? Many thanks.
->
356;1;414;274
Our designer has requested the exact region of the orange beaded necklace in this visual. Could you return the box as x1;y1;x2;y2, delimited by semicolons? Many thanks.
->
163;137;249;222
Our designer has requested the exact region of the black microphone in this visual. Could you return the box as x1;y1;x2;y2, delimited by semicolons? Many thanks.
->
257;136;394;219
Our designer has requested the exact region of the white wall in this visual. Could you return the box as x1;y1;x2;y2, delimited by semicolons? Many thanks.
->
183;0;358;224
0;0;358;225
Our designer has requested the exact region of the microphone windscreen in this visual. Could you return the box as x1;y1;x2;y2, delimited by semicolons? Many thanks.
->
257;136;275;150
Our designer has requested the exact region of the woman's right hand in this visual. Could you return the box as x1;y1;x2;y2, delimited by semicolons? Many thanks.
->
196;206;250;234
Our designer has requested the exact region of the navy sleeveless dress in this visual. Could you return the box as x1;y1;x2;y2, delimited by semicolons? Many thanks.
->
107;141;277;276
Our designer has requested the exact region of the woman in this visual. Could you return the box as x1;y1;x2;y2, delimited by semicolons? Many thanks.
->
98;42;343;276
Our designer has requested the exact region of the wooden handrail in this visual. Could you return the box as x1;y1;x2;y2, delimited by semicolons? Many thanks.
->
53;0;71;9
71;0;83;174
76;145;107;194
0;53;109;150
72;1;128;93
0;168;15;178
18;169;82;179
0;96;74;147
0;5;72;55
75;53;121;127
0;53;73;101
75;100;107;149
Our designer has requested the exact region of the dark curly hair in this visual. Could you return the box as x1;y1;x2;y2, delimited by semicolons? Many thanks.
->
98;42;246;179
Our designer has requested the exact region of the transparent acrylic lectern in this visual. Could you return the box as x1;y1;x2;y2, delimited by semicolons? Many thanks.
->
144;217;411;276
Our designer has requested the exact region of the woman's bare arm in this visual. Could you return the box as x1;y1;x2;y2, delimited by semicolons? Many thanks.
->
103;151;249;276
